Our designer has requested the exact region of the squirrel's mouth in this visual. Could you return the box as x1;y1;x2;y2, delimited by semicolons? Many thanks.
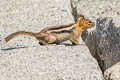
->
91;22;95;27
88;23;95;28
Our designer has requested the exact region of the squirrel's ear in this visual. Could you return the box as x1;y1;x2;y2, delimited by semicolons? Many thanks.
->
77;14;84;21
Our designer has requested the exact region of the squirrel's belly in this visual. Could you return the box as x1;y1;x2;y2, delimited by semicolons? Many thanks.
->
55;33;72;42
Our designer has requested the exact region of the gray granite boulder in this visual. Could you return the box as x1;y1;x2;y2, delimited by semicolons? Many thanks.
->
71;0;120;73
104;62;120;80
0;0;103;80
82;17;120;72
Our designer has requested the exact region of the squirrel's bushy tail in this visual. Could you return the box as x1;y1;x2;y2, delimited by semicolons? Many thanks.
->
5;31;37;42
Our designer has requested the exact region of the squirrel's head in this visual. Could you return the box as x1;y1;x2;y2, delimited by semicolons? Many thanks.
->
76;14;95;30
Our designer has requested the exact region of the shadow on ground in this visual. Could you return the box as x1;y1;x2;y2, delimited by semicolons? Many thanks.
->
1;43;85;51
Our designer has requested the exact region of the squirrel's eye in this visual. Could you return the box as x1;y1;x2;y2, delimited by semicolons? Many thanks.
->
88;21;91;24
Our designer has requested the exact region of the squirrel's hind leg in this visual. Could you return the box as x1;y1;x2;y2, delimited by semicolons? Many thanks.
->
39;35;57;45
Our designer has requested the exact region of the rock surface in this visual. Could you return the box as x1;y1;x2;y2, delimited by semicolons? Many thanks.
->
0;0;74;47
84;17;120;72
71;0;120;72
104;62;120;80
71;0;120;25
0;0;103;80
0;45;103;80
1;0;120;79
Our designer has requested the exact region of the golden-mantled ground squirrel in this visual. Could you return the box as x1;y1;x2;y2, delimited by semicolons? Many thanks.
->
5;14;95;45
